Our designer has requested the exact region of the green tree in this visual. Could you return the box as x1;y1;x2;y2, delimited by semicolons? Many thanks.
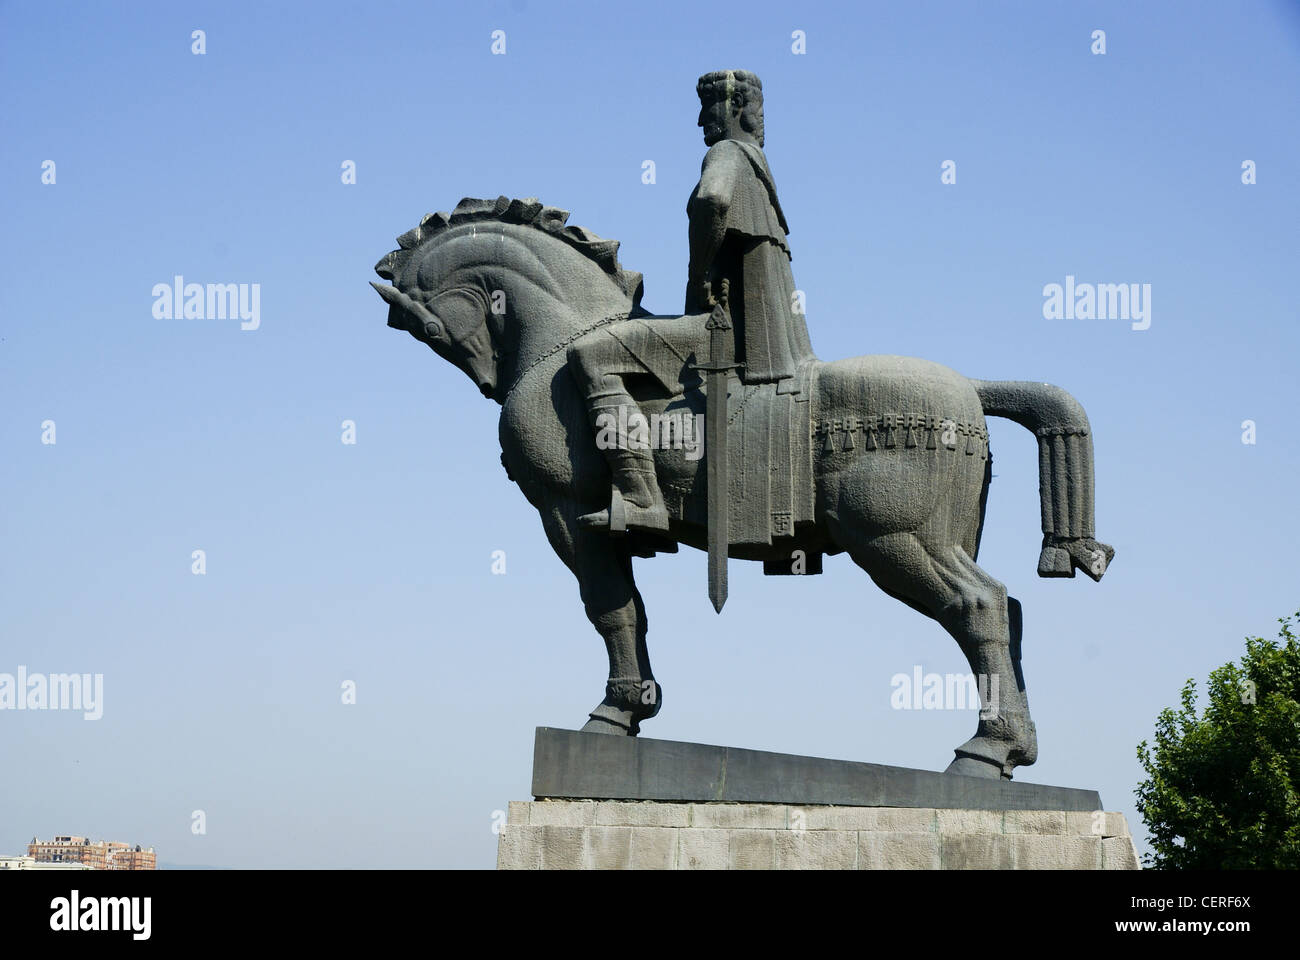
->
1136;613;1300;868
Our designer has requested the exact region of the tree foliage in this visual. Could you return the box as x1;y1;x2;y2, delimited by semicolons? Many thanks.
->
1136;613;1300;869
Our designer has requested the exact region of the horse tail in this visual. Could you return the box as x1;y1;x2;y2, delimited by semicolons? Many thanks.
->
972;380;1115;582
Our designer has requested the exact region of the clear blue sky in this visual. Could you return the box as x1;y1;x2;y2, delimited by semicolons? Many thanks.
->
2;0;1297;868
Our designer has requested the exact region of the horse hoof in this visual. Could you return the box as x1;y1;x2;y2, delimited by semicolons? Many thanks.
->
580;701;640;736
1038;537;1115;582
580;716;636;735
944;753;1005;779
1037;545;1074;578
1071;539;1115;582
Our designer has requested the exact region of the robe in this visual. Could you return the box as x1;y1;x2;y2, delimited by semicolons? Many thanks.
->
686;139;816;382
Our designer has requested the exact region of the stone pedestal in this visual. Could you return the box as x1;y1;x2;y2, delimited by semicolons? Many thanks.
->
497;729;1141;869
497;799;1140;869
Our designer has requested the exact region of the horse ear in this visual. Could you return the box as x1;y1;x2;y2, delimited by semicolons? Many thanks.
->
369;281;401;305
371;281;434;323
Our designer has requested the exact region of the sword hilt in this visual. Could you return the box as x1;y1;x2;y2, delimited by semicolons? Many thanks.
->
690;358;741;373
702;278;731;327
691;279;735;374
701;319;735;375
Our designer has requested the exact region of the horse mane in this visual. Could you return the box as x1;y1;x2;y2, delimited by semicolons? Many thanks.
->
374;195;644;309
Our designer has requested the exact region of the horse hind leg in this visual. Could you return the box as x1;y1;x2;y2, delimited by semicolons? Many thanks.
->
936;551;1037;779
539;504;662;735
833;528;1036;780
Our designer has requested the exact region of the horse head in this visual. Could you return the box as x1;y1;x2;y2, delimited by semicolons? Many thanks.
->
371;277;499;398
372;195;645;404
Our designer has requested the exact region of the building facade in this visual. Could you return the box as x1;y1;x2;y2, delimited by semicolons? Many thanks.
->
27;836;156;870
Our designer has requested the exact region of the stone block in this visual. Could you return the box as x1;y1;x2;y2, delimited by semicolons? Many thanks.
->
496;824;544;869
583;825;633;869
1003;809;1067;835
1102;835;1141;870
1102;812;1129;838
936;809;1005;835
677;829;729;870
728;829;776;869
872;807;937;833
1010;835;1102;869
691;802;789;830
940;834;1015;869
775;830;858;869
537;826;585;869
528;799;596;827
798;806;879;832
858;831;941;870
630;826;679;869
595;800;691;827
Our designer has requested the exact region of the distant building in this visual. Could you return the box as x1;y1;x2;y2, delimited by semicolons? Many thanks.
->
0;855;91;870
27;835;156;870
108;845;157;870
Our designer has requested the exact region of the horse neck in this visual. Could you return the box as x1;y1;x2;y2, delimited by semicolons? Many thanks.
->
478;228;636;393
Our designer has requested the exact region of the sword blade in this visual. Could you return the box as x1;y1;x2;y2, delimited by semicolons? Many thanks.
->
706;367;728;613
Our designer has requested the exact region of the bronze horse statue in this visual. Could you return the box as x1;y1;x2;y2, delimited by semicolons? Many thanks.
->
372;195;1114;781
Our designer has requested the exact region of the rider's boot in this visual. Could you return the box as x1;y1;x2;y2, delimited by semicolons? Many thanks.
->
579;447;671;534
577;402;671;534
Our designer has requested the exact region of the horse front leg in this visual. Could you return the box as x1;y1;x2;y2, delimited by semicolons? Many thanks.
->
539;503;661;735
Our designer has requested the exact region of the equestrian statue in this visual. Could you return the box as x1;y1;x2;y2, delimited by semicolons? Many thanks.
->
370;70;1115;780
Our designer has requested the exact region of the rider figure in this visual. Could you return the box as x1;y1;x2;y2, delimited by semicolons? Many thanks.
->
566;69;816;534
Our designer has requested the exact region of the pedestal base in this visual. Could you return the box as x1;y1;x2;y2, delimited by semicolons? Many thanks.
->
497;800;1141;869
500;729;1140;869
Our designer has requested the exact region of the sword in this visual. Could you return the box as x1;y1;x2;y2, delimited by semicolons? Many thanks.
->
693;280;737;613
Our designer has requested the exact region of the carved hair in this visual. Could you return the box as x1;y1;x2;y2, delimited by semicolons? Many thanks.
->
375;196;644;307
